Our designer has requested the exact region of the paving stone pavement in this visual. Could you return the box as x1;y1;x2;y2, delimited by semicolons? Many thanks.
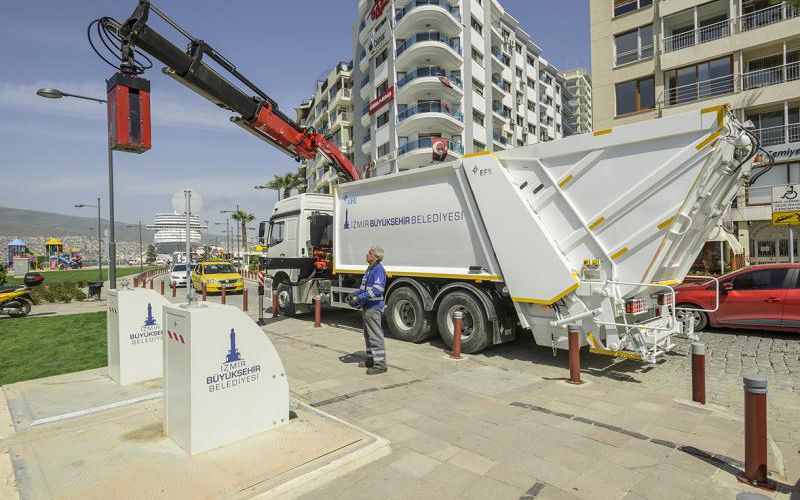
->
249;308;799;500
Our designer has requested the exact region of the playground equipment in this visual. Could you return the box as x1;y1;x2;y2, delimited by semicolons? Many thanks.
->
7;239;27;268
58;249;83;270
45;237;64;270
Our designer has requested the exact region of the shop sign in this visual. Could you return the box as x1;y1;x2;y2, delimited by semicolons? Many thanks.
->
368;86;394;115
771;184;800;226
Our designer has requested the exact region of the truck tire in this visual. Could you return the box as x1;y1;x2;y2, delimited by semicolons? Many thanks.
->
385;287;436;343
276;280;296;316
436;291;491;353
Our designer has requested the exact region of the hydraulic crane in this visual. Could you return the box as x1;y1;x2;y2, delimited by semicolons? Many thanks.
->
92;0;361;182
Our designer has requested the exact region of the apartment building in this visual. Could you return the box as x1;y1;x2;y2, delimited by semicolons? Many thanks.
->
353;0;565;177
591;0;800;266
295;61;355;194
560;68;593;135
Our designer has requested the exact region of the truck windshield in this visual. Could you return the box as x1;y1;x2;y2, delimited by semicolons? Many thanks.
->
204;264;236;274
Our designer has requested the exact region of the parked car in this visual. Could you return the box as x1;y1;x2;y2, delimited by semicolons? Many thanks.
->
169;263;191;288
675;264;799;332
191;261;244;294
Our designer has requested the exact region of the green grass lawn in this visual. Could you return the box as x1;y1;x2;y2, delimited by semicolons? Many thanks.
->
6;266;159;285
0;312;107;385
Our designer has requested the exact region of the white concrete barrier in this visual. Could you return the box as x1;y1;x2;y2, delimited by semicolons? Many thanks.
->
107;288;171;385
162;302;289;455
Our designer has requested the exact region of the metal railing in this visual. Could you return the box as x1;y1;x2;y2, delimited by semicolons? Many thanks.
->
362;131;371;143
491;46;508;65
397;66;463;89
662;3;798;54
492;131;508;145
491;74;510;92
397;138;464;156
492;106;510;119
615;44;654;65
396;101;464;123
396;32;462;57
362;103;370;116
663;73;736;106
741;61;800;90
395;0;461;23
751;123;800;147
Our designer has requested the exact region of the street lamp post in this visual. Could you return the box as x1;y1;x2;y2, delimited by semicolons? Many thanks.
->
75;198;102;283
126;221;143;271
37;88;118;288
220;206;240;262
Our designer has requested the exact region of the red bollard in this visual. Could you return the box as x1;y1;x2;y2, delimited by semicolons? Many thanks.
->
243;289;249;312
451;311;462;359
272;289;279;318
202;282;207;301
133;278;138;288
568;324;582;385
691;343;706;405
221;287;227;304
738;376;773;489
160;280;165;296
314;296;321;328
171;281;176;298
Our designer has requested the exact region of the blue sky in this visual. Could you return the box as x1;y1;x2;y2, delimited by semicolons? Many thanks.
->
0;1;589;228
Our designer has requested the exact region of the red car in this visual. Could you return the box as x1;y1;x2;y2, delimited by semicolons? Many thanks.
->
675;264;800;332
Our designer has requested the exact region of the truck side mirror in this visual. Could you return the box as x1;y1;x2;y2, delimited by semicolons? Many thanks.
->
258;221;266;245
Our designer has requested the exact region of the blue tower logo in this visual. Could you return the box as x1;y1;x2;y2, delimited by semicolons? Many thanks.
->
343;208;350;229
143;303;157;327
225;328;242;363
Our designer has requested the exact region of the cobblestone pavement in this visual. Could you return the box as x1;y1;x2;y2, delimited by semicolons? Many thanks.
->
251;309;799;499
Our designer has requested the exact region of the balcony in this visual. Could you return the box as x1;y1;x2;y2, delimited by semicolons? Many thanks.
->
396;66;463;101
361;103;371;126
491;46;510;66
394;0;461;38
395;32;462;70
491;74;510;93
396;138;463;169
492;131;508;146
662;3;798;54
741;61;800;91
752;123;800;147
396;101;464;134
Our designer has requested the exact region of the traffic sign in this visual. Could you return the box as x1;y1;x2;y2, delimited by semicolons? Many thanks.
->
771;184;800;226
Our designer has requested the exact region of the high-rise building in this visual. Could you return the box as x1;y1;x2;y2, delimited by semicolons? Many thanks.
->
591;0;800;266
560;68;593;135
295;61;355;194
353;0;565;177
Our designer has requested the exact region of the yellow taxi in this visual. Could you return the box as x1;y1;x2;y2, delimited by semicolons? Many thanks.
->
191;261;244;294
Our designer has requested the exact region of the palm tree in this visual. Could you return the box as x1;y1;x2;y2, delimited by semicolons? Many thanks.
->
231;210;256;251
262;173;304;200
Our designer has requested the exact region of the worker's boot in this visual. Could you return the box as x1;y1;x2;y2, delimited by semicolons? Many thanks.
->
358;359;374;368
366;366;387;375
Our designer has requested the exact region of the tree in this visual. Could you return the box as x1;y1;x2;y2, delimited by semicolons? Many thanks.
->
231;210;256;251
146;244;157;263
262;173;304;200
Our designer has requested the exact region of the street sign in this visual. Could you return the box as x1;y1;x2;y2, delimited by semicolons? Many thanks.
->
771;184;800;226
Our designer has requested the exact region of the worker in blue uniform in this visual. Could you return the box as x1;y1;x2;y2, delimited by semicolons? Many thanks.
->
354;245;387;375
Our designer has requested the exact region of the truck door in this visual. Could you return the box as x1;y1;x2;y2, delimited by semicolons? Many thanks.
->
267;216;298;261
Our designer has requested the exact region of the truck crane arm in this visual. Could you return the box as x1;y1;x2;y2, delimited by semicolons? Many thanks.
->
98;1;361;182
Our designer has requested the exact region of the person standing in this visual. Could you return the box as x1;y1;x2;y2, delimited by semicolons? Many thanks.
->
355;245;387;375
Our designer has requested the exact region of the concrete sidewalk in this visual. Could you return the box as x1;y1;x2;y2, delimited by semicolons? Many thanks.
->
259;310;798;499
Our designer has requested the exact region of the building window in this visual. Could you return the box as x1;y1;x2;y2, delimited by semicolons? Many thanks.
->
377;80;389;96
472;109;485;125
516;68;523;79
666;56;733;105
614;0;653;17
615;76;654;116
377;111;389;127
473;78;484;96
527;100;535;111
614;25;653;66
470;16;483;34
527;78;536;90
527;55;535;66
378;142;390;157
515;43;522;54
471;46;484;66
375;49;388;67
473;140;485;152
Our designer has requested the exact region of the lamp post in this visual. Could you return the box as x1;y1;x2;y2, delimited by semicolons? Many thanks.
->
214;222;229;255
38;88;118;289
126;221;143;271
75;198;102;283
220;205;240;261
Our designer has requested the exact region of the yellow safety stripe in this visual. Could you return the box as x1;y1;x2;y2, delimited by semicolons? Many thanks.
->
701;105;725;128
512;280;580;305
593;128;612;136
333;268;503;281
464;150;492;158
589;217;605;230
695;129;722;150
657;216;674;230
558;175;574;188
589;347;643;361
654;279;681;286
586;332;601;348
611;247;629;261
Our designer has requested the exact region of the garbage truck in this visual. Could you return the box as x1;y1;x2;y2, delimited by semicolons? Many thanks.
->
261;106;761;362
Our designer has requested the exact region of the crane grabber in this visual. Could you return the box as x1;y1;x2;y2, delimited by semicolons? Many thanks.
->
91;0;361;181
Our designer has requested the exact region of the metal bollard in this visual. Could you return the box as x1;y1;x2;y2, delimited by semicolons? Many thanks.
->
243;289;249;312
691;343;706;404
160;280;165;296
202;282;207;301
272;289;279;318
221;287;226;304
134;278;138;288
172;282;176;297
738;376;773;489
149;279;153;290
314;296;321;328
451;311;462;359
568;324;582;385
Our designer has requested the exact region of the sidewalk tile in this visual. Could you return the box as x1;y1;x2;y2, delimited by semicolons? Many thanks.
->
447;449;498;476
389;450;442;479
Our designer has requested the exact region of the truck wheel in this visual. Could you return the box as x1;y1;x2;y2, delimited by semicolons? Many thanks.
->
276;280;295;316
385;287;435;343
436;291;491;353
